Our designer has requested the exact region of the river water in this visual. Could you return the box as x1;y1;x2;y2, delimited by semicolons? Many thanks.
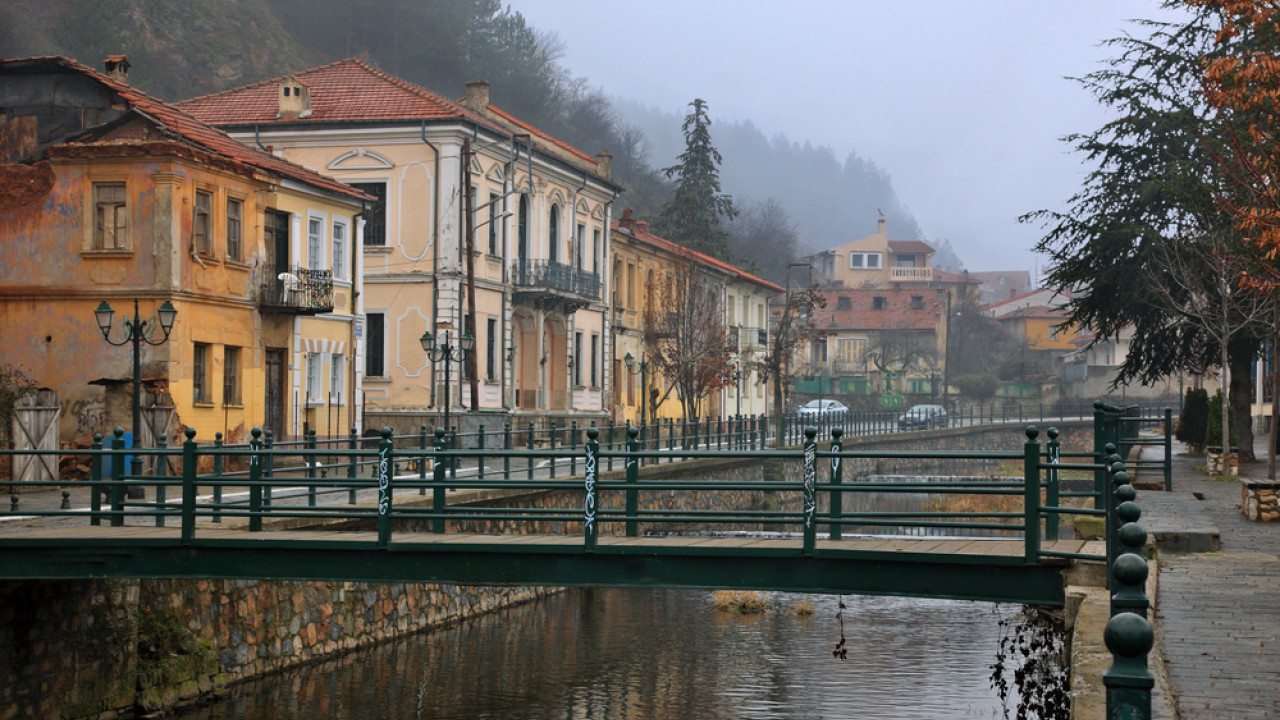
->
175;588;1019;720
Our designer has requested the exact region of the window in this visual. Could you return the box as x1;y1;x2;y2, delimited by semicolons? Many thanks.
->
873;296;887;310
332;220;347;280
223;346;240;405
593;229;600;273
350;182;386;246
193;343;210;403
306;353;321;401
93;182;127;250
576;223;585;269
627;264;636;308
574;332;583;386
837;296;852;311
366;313;385;377
911;295;924;309
517;195;528;258
810;340;828;362
1050;325;1060;341
590;334;598;386
308;216;323;270
549;205;560;262
849;252;882;269
835;338;867;363
226;198;243;261
896;254;916;267
486;318;497;380
488;193;502;255
331;354;345;401
193;190;212;254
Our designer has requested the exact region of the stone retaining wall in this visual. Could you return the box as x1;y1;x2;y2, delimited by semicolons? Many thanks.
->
1241;479;1280;521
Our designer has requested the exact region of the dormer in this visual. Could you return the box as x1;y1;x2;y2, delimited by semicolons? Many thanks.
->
278;77;311;120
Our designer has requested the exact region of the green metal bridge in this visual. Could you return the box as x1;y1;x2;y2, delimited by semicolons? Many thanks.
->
0;401;1165;718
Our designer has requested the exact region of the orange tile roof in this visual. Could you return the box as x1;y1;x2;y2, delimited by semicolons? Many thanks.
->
2;56;369;202
483;104;596;165
888;240;934;254
612;212;784;294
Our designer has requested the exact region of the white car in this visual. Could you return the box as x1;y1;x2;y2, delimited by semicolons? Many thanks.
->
796;399;848;421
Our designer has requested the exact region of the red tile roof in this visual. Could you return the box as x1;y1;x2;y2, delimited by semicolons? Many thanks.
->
995;305;1071;320
482;104;596;165
888;240;934;254
613;211;784;294
981;287;1071;312
3;56;369;202
815;288;944;331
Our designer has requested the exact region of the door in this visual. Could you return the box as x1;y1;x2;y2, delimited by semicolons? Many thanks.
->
265;348;286;439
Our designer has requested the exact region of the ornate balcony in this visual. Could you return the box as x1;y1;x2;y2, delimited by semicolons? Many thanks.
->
259;265;334;314
512;259;599;314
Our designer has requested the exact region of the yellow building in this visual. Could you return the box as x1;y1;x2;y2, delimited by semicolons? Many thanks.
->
0;56;367;447
180;62;621;434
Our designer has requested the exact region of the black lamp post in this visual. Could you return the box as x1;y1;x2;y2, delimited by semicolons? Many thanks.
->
623;352;650;426
421;329;474;437
95;298;177;497
729;360;743;416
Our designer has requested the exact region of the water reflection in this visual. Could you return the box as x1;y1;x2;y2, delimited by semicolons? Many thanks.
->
177;589;1014;720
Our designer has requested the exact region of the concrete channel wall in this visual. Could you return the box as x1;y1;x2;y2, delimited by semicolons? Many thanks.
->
0;420;1096;720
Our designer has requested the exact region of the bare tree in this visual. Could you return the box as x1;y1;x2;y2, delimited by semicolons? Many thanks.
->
643;255;734;423
1145;228;1271;457
760;270;826;445
862;329;940;395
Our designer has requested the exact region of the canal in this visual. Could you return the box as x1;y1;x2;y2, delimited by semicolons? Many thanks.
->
174;588;1021;719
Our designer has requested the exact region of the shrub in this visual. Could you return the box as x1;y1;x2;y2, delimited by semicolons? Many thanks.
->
1175;387;1209;453
1205;391;1239;450
953;374;999;401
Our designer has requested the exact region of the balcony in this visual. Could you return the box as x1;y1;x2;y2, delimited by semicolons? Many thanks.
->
890;267;933;282
741;326;768;349
260;265;334;314
513;259;599;314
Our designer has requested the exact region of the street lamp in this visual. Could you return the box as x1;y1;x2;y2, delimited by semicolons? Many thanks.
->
729;360;743;416
421;329;474;439
95;298;178;496
623;352;650;426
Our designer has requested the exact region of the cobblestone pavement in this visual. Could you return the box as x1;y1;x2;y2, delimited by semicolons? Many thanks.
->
1150;441;1280;719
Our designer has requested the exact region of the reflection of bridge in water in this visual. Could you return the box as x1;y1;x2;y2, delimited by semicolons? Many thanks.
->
0;404;1167;718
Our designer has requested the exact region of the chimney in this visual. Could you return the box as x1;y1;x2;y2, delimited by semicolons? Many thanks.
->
465;81;490;111
103;55;131;84
635;220;647;233
596;150;612;179
277;77;311;120
877;213;886;235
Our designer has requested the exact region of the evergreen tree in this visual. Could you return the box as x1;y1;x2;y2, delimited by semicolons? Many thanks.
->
657;99;737;259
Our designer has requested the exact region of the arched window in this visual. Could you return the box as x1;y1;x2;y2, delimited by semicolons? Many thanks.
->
549;205;560;262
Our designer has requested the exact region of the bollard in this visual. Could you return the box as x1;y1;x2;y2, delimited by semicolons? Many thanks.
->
248;428;263;532
1103;612;1154;720
61;490;70;510
180;428;197;544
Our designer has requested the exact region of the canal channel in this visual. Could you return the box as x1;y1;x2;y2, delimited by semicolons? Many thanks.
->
172;587;1022;720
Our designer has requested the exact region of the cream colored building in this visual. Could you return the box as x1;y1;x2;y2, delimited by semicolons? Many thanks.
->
801;215;934;289
181;60;620;433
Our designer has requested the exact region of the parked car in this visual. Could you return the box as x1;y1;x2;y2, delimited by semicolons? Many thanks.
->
797;399;848;421
898;404;948;430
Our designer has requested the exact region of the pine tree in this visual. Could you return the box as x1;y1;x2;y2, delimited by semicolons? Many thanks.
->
657;99;737;259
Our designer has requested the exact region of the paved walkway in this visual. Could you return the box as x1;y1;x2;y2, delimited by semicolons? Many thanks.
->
1141;438;1280;719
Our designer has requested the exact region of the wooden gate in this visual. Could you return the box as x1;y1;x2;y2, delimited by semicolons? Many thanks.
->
11;389;60;485
141;391;176;474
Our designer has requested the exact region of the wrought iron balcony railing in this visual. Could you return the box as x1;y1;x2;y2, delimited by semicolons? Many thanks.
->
514;259;600;300
260;265;334;313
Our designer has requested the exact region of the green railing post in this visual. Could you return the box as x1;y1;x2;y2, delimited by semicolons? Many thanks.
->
1103;611;1154;720
584;427;599;553
347;428;358;505
180;428;197;544
154;432;168;527
570;421;578;476
433;427;447;534
110;427;125;528
477;424;486;480
1023;426;1041;564
803;426;817;556
212;432;224;523
527;423;535;480
448;426;458;480
89;434;104;526
1093;406;1109;512
419;425;429;496
504;422;512;479
829;427;843;541
248;428;263;532
307;429;317;507
549;421;558;479
262;429;274;508
377;427;393;548
1164;408;1173;492
626;425;639;538
1046;427;1060;542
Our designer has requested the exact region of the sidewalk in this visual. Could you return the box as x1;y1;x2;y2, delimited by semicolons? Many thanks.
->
1140;438;1280;719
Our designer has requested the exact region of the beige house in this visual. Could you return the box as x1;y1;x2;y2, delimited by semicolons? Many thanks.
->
801;215;934;289
180;60;621;433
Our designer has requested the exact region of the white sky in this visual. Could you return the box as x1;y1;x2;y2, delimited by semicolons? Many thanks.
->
503;0;1192;275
